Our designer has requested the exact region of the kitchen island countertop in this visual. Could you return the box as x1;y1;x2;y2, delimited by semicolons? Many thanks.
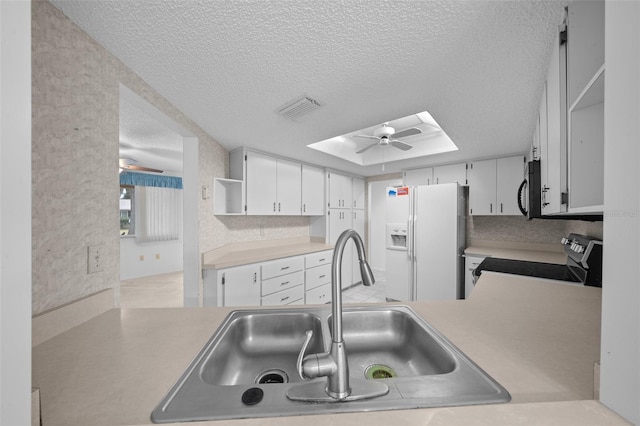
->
32;273;630;425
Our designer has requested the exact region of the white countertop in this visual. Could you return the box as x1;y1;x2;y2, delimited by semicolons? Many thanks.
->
464;239;568;264
32;274;630;425
202;237;333;270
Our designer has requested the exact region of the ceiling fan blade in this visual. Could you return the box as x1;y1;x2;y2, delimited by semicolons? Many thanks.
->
121;164;164;173
392;127;422;139
390;140;413;151
354;134;380;140
356;143;379;154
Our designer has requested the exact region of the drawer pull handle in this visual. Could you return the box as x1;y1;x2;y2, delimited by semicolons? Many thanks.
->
281;281;290;286
318;258;325;262
281;296;290;302
281;266;290;270
319;275;326;279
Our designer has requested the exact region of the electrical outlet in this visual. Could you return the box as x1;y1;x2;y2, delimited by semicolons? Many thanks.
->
87;245;103;274
139;255;144;261
155;253;160;260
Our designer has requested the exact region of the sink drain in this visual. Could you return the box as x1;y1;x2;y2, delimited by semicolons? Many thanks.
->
365;364;397;380
255;369;289;384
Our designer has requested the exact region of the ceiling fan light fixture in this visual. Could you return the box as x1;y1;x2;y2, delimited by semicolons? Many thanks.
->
119;157;137;167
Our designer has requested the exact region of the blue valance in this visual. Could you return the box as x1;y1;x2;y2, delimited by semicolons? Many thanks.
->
119;171;183;189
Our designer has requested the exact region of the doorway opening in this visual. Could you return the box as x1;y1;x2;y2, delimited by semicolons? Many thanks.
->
118;84;199;307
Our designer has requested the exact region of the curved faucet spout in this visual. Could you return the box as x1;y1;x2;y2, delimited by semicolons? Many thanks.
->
287;229;388;402
331;229;374;344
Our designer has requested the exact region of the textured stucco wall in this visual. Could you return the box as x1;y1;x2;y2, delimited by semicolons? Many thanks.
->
31;0;308;314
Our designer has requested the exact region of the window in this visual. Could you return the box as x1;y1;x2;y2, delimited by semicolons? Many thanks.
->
120;185;135;236
119;171;183;241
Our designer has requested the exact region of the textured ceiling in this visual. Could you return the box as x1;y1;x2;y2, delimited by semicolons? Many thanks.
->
119;97;184;175
51;0;567;177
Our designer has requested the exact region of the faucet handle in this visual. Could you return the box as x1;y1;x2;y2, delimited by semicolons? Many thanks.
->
296;330;314;380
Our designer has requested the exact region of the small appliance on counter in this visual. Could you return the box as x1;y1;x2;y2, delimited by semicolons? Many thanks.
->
473;233;603;287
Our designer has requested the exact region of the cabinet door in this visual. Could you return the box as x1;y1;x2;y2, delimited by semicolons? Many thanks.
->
302;164;324;215
543;30;568;214
350;210;366;286
328;172;352;208
433;163;467;185
276;159;301;215
496;156;525;215
467;159;496;215
329;209;352;288
352;178;365;209
246;151;277;215
221;264;261;307
403;168;433;186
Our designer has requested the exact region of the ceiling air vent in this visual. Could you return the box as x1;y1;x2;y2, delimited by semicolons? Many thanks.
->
277;95;322;120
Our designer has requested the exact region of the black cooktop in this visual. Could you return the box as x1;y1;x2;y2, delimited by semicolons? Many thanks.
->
473;257;583;283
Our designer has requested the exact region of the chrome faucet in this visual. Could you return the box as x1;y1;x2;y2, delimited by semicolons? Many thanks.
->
287;229;389;402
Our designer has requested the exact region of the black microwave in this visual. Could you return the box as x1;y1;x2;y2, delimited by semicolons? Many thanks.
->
517;160;602;221
517;160;542;219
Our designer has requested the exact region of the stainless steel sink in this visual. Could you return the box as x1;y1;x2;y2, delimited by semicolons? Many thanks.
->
200;311;324;386
151;305;510;423
333;309;457;378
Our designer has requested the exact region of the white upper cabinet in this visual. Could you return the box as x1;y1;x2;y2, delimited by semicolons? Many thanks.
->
566;0;604;213
468;156;525;216
276;158;302;215
301;164;325;216
352;178;365;209
468;159;497;215
328;172;352;209
403;168;433;186
496;156;526;215
433;163;467;185
541;30;568;215
246;151;278;215
245;151;301;215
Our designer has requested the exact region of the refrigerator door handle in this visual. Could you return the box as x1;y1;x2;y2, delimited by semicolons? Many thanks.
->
407;194;414;261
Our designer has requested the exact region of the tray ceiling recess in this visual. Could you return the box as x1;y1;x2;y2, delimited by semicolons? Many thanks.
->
307;111;458;167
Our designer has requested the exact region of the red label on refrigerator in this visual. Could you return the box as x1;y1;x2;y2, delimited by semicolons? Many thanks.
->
396;187;409;196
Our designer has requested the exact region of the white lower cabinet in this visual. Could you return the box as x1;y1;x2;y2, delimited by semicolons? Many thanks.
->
304;250;333;304
262;284;304;306
261;256;304;306
204;250;335;307
203;263;261;307
305;283;331;305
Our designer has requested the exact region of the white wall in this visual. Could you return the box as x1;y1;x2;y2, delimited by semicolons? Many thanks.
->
120;238;183;280
368;178;402;271
600;2;640;424
0;1;32;424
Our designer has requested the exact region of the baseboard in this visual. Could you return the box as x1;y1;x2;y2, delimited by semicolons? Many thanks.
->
32;289;114;347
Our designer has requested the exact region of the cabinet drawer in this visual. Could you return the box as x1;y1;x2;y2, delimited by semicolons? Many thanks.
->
305;250;333;268
261;285;304;306
262;256;304;280
262;270;304;296
306;283;331;305
305;263;331;290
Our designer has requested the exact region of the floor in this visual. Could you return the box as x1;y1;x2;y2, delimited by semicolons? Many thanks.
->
119;270;387;308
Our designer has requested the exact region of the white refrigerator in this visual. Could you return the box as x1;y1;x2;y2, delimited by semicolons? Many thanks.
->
385;183;465;301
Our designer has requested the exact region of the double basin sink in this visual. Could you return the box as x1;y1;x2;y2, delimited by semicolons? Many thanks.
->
151;305;510;423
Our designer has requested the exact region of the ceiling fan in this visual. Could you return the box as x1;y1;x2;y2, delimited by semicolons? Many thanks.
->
354;124;423;154
119;157;163;174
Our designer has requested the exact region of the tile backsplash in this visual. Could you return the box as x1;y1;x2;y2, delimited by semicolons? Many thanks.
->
468;215;603;246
